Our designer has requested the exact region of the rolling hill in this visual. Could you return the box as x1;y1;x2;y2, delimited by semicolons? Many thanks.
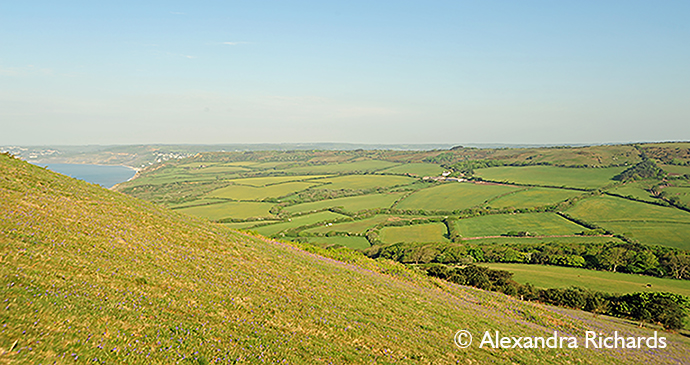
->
1;152;689;363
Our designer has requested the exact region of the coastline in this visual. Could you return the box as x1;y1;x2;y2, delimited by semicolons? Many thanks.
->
29;161;139;189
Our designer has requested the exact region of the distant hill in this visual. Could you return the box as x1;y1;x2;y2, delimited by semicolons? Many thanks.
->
1;152;689;363
5;141;677;169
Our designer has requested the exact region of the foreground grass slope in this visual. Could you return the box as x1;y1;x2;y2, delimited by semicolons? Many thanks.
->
2;154;689;364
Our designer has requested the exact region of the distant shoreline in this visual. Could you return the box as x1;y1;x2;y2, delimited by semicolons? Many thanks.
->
30;162;138;189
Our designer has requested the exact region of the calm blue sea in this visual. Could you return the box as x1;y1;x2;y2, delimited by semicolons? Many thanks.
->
34;163;137;188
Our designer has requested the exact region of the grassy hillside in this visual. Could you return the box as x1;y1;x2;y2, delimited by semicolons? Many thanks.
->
3;154;690;363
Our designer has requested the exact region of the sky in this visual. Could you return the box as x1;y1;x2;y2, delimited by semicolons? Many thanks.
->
1;1;689;146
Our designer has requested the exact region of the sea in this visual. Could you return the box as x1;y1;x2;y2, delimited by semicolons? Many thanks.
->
32;163;137;188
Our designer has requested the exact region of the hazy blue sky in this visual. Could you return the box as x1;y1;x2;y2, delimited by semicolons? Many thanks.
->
1;1;689;145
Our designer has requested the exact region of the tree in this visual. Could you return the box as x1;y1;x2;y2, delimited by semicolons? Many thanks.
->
663;252;690;279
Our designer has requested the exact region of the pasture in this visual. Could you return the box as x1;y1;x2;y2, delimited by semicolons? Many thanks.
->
306;236;371;250
491;145;641;167
284;160;398;174
606;181;659;203
305;215;398;235
661;164;690;176
222;221;269;229
663;186;690;205
487;187;582;208
283;193;404;214
176;201;275;220
395;182;519;211
226;175;330;187
314;174;415;190
566;195;690;249
184;165;252;174
482;263;690;297
566;195;690;223
380;162;444;177
464;235;623;245
474;166;626;189
454;213;585;238
595;221;690;250
208;181;319;200
379;223;449;244
253;211;349;236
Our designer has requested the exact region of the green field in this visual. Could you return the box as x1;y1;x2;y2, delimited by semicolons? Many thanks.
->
396;182;519;211
464;235;623;245
208;181;319;200
606;181;659;203
253;211;348;236
124;172;230;187
380;223;449;243
567;195;690;223
380;162;444;176
285;160;398;174
176;201;275;220
226;175;331;186
487;187;582;208
660;164;690;175
475;166;626;189
567;195;690;249
222;221;268;229
454;212;585;238
482;263;690;297
185;165;252;174
597;221;690;250
315;174;415;190
170;197;229;209
283;193;404;214
306;236;371;249
663;186;690;205
305;215;397;235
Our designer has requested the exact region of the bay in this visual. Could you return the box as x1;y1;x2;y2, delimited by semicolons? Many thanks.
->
33;163;137;188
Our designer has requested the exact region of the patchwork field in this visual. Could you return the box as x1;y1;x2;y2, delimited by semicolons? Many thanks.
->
475;166;626;189
454;212;585;238
305;215;397;235
225;175;330;186
395;182;519;211
19;155;688;364
662;186;690;205
482;263;690;297
306;236;372;249
379;162;444;176
486;187;583;208
606;180;659;203
596;221;690;250
464;235;624;245
660;164;690;176
315;174;416;190
567;195;690;223
566;195;690;249
253;211;349;236
285;160;398;174
283;193;404;214
221;221;268;230
176;201;275;220
379;223;449;244
184;165;252;174
15;144;690;362
208;181;319;200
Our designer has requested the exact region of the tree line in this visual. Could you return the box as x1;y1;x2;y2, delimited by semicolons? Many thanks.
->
424;264;689;330
366;240;690;280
